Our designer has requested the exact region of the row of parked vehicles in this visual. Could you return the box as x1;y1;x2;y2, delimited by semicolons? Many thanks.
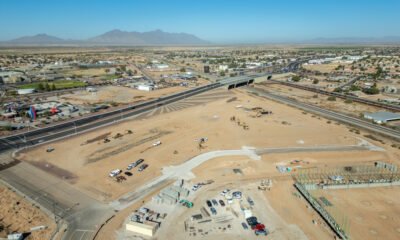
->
108;158;149;177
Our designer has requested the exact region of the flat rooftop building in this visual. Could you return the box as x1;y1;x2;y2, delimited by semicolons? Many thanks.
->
363;111;400;124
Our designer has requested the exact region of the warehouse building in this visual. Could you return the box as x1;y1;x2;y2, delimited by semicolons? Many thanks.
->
363;111;400;124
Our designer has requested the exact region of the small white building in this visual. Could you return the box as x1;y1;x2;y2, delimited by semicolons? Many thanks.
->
218;65;229;71
137;84;154;91
154;64;169;70
86;87;97;92
17;88;35;95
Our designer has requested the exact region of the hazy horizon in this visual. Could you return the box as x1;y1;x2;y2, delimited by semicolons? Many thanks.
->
1;0;400;43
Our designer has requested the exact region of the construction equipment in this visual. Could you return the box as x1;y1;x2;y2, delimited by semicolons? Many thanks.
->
7;226;47;240
152;140;162;146
180;199;194;208
258;179;272;191
113;133;123;139
195;137;208;150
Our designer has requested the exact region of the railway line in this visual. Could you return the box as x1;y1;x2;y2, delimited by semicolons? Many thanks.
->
267;79;400;112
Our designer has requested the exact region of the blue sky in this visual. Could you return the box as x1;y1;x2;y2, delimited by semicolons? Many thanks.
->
0;0;399;43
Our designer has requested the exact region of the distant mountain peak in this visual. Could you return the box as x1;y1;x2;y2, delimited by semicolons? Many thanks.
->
8;33;64;44
89;29;208;45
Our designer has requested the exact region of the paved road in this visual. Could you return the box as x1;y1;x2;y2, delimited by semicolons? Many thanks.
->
0;83;222;153
0;75;258;240
245;87;400;141
0;154;114;240
110;139;381;211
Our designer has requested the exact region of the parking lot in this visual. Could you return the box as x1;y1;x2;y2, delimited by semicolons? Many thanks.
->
156;181;308;240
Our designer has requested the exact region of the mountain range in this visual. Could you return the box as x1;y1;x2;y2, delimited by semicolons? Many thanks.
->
0;29;209;46
1;30;400;46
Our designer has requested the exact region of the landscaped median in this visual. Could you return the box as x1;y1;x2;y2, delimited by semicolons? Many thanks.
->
18;80;87;91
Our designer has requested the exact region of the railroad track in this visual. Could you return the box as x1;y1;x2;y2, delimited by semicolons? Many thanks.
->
267;79;400;112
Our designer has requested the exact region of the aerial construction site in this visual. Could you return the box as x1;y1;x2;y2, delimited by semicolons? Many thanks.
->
1;2;400;239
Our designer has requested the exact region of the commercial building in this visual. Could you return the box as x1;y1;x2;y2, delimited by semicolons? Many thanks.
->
363;111;400;124
126;221;159;237
0;71;25;84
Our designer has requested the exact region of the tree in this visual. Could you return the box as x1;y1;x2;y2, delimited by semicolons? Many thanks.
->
180;67;186;72
312;79;319;84
219;71;226;77
38;83;44;91
349;85;360;91
292;75;300;82
44;83;50;91
327;96;336;101
51;84;56;91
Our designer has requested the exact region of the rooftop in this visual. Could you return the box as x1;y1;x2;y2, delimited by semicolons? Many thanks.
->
364;111;400;123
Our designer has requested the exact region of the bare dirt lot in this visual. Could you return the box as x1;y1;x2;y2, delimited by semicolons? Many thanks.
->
302;63;351;73
0;183;55;240
60;85;185;105
16;87;377;202
311;187;400;240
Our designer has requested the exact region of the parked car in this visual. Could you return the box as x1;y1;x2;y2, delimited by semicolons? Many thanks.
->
109;169;122;177
220;189;230;196
126;165;133;170
212;199;218;206
206;200;212;207
219;200;225;207
246;216;258;227
255;229;268;236
46;147;55;153
247;196;254;206
210;207;217;215
241;222;249;230
232;191;242;199
138;164;148;172
124;172;133;176
192;184;200;191
133;158;144;167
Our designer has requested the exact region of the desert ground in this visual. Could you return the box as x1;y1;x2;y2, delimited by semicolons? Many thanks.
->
302;63;351;73
59;85;185;105
15;86;400;239
311;187;400;240
0;183;55;240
